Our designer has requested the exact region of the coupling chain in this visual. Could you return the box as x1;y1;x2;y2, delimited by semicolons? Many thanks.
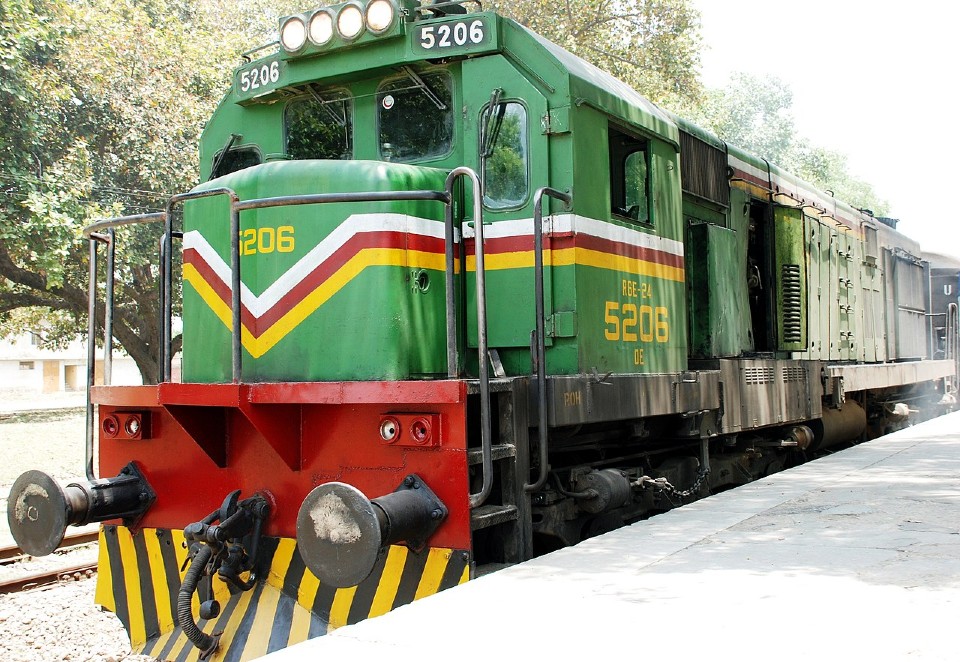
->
633;466;710;501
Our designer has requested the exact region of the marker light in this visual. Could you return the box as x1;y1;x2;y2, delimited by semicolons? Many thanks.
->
280;16;307;52
337;4;365;40
365;0;396;33
308;10;334;45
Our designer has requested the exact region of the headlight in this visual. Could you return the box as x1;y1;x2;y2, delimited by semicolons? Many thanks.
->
365;0;396;33
280;16;307;52
308;10;334;45
337;4;365;40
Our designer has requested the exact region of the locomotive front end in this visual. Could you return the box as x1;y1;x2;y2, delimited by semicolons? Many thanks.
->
85;157;475;659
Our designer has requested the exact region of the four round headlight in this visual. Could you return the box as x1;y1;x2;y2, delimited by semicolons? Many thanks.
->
281;1;399;52
308;10;334;46
280;16;307;52
365;0;396;33
337;4;365;40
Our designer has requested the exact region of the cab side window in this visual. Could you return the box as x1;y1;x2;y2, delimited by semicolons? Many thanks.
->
483;102;529;209
377;71;453;162
211;147;261;179
286;91;353;160
609;125;650;223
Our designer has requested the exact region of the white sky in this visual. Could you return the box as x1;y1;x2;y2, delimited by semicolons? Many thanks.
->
692;0;960;258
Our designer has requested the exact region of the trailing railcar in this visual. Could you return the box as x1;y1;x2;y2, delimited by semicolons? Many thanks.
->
6;1;957;660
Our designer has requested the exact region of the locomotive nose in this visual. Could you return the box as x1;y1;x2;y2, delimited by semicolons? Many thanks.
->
296;475;447;588
6;464;155;557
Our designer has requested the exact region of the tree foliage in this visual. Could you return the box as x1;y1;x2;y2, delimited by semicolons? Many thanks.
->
494;0;704;108
693;72;889;215
0;0;300;382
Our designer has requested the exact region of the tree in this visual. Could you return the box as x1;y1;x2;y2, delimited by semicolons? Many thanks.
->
0;0;299;382
693;72;889;215
495;0;704;108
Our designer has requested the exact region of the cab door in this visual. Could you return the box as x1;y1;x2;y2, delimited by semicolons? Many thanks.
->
461;56;555;354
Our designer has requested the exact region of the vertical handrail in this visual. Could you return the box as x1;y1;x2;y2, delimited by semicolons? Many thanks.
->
103;228;116;386
163;188;240;382
527;187;572;492
948;302;959;394
445;167;493;508
85;234;109;481
83;212;166;480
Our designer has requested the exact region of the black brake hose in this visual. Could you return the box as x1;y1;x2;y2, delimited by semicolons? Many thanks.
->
177;545;219;657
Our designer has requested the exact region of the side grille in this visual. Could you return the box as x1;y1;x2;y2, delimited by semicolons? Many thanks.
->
744;367;775;384
679;130;729;207
783;366;806;383
781;264;803;343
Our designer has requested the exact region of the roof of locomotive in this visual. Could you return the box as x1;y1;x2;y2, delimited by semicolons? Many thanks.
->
502;19;680;144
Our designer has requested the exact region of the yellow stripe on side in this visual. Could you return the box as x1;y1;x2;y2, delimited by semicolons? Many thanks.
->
94;528;115;613
368;546;408;618
466;247;685;282
115;528;147;647
414;548;453;601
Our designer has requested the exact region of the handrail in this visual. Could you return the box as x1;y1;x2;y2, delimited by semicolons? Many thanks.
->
163;188;239;382
83;212;167;481
527;186;572;492
445;168;493;508
948;302;959;395
84;182;471;476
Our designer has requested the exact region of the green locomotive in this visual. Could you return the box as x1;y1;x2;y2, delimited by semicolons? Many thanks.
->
7;1;956;660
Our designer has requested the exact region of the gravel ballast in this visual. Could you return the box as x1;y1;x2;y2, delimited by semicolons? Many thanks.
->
0;407;153;661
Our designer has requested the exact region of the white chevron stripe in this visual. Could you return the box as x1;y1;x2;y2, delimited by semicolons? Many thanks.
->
184;214;448;317
460;213;685;257
183;213;684;319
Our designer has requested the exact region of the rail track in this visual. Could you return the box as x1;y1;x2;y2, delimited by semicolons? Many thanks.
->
0;530;100;594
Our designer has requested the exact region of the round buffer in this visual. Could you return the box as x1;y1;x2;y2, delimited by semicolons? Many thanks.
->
7;470;70;557
296;482;383;589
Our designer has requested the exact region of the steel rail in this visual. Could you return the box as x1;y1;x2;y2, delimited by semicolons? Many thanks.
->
0;530;100;565
0;561;97;594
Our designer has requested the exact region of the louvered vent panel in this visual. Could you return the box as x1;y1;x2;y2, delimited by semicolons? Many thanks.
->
679;130;729;207
783;366;807;383
744;367;775;384
781;264;803;343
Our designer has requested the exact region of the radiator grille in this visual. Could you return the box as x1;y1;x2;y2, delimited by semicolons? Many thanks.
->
781;264;803;343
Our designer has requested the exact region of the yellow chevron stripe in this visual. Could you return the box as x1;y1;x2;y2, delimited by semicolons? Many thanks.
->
414;548;453;600
465;247;685;282
144;529;175;634
101;528;468;658
245;583;284;659
368;546;409;618
214;584;260;659
185;248;447;359
288;600;314;647
328;585;358;631
115;527;147;647
94;529;115;612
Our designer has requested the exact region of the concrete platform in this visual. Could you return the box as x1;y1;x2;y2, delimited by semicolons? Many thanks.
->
262;412;960;661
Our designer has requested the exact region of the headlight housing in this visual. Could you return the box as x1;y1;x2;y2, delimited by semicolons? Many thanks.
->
365;0;396;33
279;16;307;52
337;3;365;40
308;10;335;46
